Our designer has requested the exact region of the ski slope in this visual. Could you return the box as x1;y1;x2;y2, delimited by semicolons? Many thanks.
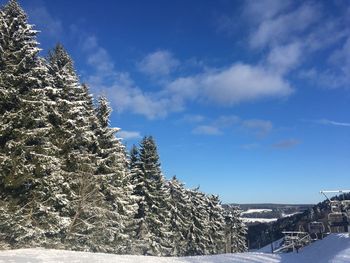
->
0;234;349;263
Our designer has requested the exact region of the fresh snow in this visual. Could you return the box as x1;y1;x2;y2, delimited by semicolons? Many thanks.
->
241;209;273;215
257;238;284;253
1;234;349;263
281;212;302;218
241;217;278;223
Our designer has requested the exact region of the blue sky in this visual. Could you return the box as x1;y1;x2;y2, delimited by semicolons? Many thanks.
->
6;0;350;204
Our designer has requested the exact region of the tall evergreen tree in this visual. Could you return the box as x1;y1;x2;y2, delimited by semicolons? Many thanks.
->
168;176;191;256
47;45;105;250
0;0;62;248
185;188;211;255
95;96;136;253
0;0;54;190
206;194;226;254
132;137;172;256
224;208;247;253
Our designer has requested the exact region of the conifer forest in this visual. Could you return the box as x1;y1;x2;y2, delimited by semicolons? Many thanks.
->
0;0;247;256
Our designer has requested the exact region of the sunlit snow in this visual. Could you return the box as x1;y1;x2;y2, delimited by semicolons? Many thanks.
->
1;234;349;263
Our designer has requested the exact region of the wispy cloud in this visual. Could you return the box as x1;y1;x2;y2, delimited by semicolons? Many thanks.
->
272;139;301;149
243;0;293;23
315;119;350;127
267;42;302;74
249;2;320;49
118;130;142;140
79;35;183;119
82;34;292;119
26;2;63;39
191;115;239;136
192;115;273;137
241;0;350;90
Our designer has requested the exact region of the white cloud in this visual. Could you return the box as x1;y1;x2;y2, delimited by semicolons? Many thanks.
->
329;37;350;84
88;71;183;119
305;19;349;52
192;125;222;135
300;33;350;90
118;130;142;140
243;0;292;23
249;3;320;49
167;63;293;106
267;42;302;74
243;1;350;90
81;37;184;119
201;64;292;104
89;60;292;119
87;48;115;74
138;50;180;76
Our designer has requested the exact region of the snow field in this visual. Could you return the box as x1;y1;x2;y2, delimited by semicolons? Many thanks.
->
1;234;349;263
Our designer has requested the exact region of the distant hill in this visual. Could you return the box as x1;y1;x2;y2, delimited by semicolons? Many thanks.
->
231;203;314;210
223;203;313;224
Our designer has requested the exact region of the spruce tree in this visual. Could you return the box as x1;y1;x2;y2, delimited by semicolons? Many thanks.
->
224;208;247;253
185;188;211;255
206;194;226;254
95;96;136;253
132;137;172;256
0;0;62;248
47;45;104;251
168;176;191;256
128;144;147;254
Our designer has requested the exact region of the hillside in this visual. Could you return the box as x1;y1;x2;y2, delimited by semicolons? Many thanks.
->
0;234;349;263
224;203;313;222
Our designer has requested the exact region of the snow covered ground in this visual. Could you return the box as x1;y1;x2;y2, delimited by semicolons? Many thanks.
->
241;209;277;223
241;217;278;223
0;234;349;263
241;209;273;215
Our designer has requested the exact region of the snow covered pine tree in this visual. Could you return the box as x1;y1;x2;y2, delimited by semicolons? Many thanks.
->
95;96;136;253
131;137;172;256
0;0;63;248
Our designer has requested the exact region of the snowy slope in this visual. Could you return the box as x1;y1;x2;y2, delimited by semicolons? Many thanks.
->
0;234;349;263
257;238;284;253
